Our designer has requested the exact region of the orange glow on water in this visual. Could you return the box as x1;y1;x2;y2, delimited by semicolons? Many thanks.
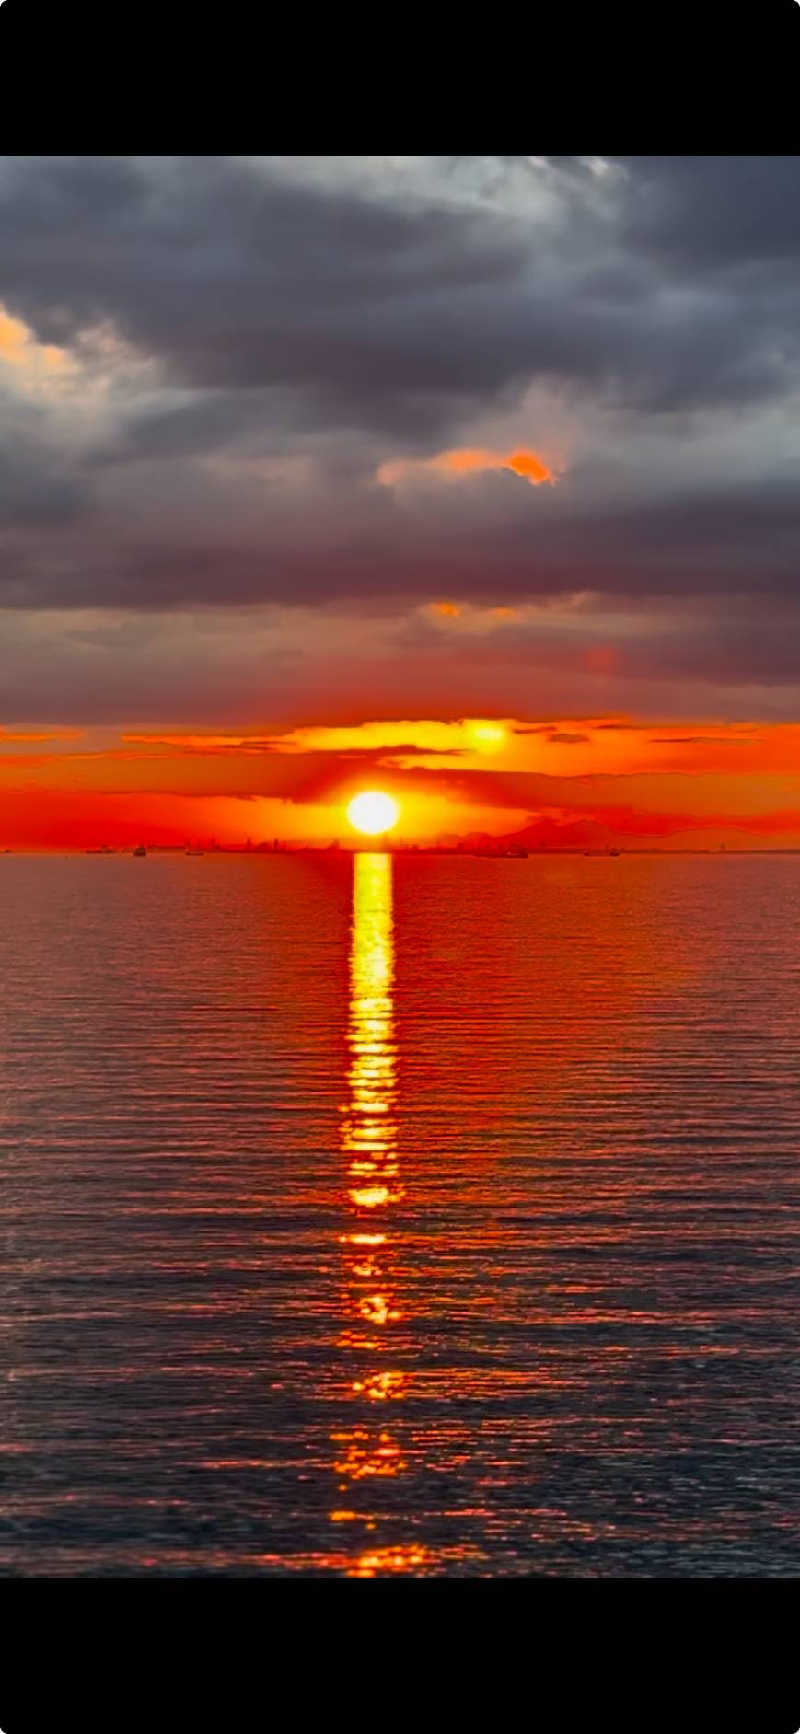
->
348;1184;396;1209
352;1371;406;1401
5;835;794;1577
332;851;410;1543
346;1544;429;1577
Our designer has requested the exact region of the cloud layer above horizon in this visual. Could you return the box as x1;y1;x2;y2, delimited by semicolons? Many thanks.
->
1;154;800;839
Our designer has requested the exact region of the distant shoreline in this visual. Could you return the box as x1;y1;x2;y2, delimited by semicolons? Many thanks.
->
5;847;800;859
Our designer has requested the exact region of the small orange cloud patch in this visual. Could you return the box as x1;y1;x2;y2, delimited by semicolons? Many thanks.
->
0;311;28;361
378;446;556;488
506;450;553;485
426;600;520;632
435;448;497;475
0;305;70;376
433;447;554;485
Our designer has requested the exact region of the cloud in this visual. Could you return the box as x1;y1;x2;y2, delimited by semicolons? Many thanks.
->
0;157;799;718
377;446;556;488
0;307;71;380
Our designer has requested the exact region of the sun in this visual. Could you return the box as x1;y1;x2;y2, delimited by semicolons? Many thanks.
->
347;790;399;837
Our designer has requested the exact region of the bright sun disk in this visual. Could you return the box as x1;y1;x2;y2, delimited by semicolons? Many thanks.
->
347;790;399;836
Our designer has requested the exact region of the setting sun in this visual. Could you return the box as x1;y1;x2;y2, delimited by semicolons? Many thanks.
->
347;790;399;837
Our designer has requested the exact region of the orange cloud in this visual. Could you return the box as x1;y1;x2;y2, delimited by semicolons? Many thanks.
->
377;446;556;488
0;311;28;363
0;305;71;378
0;728;83;743
7;715;800;850
426;601;520;632
506;450;554;484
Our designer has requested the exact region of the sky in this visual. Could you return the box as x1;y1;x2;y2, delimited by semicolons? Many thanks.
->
2;154;800;848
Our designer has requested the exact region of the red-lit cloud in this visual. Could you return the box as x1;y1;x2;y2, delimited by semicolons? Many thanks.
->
3;715;800;850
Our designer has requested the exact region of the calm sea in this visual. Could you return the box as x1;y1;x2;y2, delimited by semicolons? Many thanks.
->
1;852;799;1576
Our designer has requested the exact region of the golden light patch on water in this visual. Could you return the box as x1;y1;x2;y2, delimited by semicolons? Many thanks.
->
348;1184;395;1209
330;851;412;1556
352;1371;406;1402
346;1544;429;1577
332;1429;406;1482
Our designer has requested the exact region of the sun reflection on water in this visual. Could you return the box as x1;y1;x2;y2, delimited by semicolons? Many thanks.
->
333;852;413;1565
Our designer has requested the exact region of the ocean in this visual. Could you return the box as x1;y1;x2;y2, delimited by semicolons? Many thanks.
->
1;851;799;1575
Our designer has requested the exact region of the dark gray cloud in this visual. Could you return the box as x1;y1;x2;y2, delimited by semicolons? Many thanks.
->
617;157;800;269
4;468;797;613
3;155;800;446
0;157;532;437
0;155;799;716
